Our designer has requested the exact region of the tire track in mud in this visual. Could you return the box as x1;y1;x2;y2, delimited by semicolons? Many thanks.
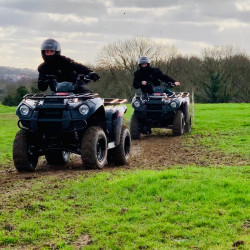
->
0;131;249;191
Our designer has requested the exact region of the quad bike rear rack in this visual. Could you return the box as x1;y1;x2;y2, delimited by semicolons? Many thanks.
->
103;98;127;105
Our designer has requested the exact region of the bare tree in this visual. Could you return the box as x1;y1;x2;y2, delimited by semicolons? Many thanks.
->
97;37;179;72
95;37;179;99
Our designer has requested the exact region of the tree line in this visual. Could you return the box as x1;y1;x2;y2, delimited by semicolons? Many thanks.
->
90;38;249;103
1;37;249;106
1;78;39;106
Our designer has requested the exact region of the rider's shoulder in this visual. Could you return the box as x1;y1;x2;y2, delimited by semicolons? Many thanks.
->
134;68;140;74
38;62;46;72
152;67;161;72
151;67;163;74
59;55;72;63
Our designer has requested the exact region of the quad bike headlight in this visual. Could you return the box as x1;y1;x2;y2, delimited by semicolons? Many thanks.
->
170;101;177;108
79;104;89;115
134;100;141;108
19;105;29;116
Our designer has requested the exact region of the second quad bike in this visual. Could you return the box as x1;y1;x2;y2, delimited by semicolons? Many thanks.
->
130;83;191;139
13;75;131;172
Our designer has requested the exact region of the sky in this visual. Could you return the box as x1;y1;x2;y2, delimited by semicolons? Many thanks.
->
0;0;250;70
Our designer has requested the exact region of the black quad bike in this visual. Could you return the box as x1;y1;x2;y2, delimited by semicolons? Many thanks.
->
130;83;191;139
13;75;131;172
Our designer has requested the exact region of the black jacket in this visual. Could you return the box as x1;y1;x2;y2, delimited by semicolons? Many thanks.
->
38;55;92;92
133;67;175;93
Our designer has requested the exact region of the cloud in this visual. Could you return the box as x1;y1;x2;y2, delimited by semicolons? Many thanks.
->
0;0;250;69
48;13;98;25
235;1;250;12
0;0;107;16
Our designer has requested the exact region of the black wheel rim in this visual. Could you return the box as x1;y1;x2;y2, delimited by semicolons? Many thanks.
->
96;138;106;162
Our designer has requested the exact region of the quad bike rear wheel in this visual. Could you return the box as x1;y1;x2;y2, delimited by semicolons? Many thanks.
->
172;110;185;136
130;113;140;139
13;130;38;172
108;125;131;165
81;126;107;169
45;151;70;165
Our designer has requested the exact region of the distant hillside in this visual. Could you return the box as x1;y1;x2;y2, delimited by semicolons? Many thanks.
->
0;66;38;83
0;66;37;78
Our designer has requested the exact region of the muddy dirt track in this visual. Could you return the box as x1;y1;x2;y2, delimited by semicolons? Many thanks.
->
0;130;249;190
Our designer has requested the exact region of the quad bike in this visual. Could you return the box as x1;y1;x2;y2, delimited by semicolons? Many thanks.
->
130;82;191;139
13;75;131;172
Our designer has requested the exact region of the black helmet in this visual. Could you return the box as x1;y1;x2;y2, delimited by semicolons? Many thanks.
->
138;56;150;66
41;38;61;60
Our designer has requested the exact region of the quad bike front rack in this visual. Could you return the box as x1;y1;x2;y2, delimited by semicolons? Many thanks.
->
23;93;99;100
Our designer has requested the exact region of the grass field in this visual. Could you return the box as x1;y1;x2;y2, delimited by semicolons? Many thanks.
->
193;103;250;157
0;103;249;249
1;167;249;249
0;104;18;163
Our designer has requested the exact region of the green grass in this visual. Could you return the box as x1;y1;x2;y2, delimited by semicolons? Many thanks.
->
192;103;250;157
0;103;249;248
0;166;249;249
124;104;134;121
0;104;18;163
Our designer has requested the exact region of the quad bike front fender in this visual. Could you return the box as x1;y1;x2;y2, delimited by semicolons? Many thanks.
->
105;105;127;147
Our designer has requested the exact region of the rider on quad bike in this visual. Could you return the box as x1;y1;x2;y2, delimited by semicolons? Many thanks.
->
131;56;191;139
13;41;131;172
38;38;100;93
133;56;180;95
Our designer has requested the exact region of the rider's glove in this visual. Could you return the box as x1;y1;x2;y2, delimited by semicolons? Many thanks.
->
168;82;176;88
43;75;57;91
89;72;100;82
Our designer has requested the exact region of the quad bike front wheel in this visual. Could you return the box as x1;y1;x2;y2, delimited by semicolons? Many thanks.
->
81;126;107;169
130;113;140;139
108;125;131;166
172;110;185;136
45;151;70;165
13;130;38;172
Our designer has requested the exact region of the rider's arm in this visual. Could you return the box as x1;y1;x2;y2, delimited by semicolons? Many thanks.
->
37;73;57;92
64;57;100;81
133;72;154;94
37;64;56;91
133;71;143;89
37;73;48;91
156;69;176;85
37;64;49;91
63;57;92;75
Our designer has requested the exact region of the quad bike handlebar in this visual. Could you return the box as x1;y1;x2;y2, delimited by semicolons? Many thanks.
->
43;73;93;83
145;81;177;88
41;73;99;93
